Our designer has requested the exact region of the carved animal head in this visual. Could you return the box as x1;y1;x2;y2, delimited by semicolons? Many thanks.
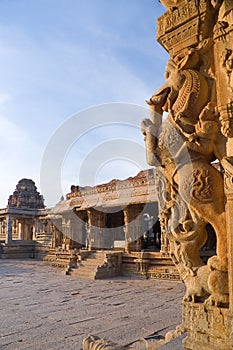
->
148;58;210;125
149;59;185;113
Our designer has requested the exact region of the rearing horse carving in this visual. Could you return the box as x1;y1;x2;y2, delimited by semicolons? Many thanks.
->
142;56;228;305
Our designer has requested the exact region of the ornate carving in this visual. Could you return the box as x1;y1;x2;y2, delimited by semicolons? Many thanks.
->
222;156;233;197
185;169;213;202
182;302;233;349
142;45;228;306
83;335;124;350
7;179;44;209
221;48;233;91
157;1;217;55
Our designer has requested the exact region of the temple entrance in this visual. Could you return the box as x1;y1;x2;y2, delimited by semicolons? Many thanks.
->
141;219;161;251
106;209;125;248
140;202;160;252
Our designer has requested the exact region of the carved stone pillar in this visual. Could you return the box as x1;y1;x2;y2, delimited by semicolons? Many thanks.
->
12;219;18;239
123;204;143;252
18;221;22;240
32;221;36;240
143;1;232;350
213;1;233;150
19;220;23;240
24;223;30;240
5;216;12;244
87;208;106;249
53;226;63;248
214;2;233;313
72;210;87;247
61;217;71;250
222;158;233;313
0;220;2;238
2;219;6;237
160;231;170;257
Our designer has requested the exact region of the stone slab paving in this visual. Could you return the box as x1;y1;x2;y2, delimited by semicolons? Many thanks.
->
0;260;185;350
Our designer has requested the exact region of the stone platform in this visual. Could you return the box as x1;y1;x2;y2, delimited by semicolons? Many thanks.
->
0;260;185;349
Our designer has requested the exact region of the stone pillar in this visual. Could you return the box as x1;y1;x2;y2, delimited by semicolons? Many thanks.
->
87;209;106;250
12;219;17;239
61;217;71;250
20;220;26;240
54;226;63;248
160;231;170;257
25;223;30;240
0;219;6;238
76;210;88;248
18;221;22;240
123;204;143;253
213;1;233;150
32;223;36;240
5;216;12;244
214;1;233;313
69;210;86;248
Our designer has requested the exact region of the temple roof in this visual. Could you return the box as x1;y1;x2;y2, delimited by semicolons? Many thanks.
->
51;169;157;215
7;179;45;210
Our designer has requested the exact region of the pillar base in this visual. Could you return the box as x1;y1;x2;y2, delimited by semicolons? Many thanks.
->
182;301;233;350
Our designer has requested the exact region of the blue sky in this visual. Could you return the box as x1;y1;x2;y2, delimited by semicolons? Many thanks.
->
0;0;168;207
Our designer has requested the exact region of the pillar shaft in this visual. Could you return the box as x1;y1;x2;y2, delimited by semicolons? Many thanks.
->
87;209;106;249
213;3;233;311
123;204;144;252
5;216;12;244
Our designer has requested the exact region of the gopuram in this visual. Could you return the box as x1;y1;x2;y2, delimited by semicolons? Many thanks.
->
141;0;233;349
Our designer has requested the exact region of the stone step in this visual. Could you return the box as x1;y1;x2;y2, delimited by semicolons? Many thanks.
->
68;251;122;279
43;248;73;269
79;260;104;267
70;268;95;279
68;252;106;278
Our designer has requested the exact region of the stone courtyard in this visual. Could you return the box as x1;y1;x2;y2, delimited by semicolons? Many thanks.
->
0;260;184;350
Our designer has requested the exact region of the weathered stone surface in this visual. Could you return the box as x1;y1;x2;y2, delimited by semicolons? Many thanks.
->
0;260;184;350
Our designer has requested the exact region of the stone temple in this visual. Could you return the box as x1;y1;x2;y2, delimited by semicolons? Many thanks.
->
2;1;233;349
0;172;216;282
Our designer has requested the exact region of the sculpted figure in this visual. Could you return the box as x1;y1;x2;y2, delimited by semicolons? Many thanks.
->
83;335;124;350
142;54;228;305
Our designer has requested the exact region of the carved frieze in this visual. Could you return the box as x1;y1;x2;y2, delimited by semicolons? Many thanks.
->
157;0;207;37
182;301;233;349
156;0;216;55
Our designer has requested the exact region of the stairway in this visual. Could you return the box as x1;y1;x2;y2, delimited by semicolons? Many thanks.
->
44;248;74;268
35;232;53;260
68;250;122;279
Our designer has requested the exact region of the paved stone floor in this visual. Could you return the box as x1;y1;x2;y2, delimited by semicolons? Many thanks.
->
0;260;185;350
